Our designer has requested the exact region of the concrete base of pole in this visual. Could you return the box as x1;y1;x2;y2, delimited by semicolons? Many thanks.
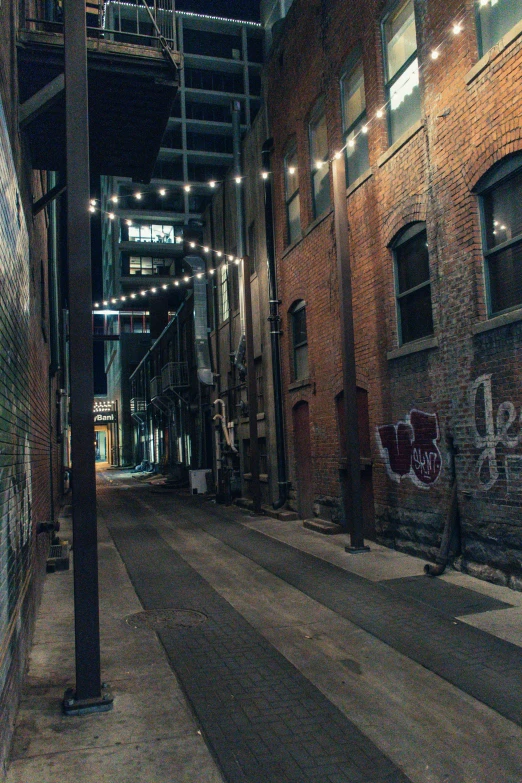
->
63;684;114;716
345;545;371;554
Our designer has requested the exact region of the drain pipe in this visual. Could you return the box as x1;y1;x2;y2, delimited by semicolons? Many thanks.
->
425;436;460;577
262;138;287;509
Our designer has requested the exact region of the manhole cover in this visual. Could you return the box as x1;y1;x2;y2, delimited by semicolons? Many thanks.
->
126;609;207;629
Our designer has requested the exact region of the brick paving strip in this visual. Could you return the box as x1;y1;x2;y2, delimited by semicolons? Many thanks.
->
101;486;412;783
187;498;522;728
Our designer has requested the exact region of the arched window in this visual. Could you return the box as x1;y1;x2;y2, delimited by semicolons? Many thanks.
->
290;300;308;380
476;154;522;316
391;222;433;345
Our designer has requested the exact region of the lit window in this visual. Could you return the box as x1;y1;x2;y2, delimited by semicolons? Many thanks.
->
291;301;309;380
392;223;433;345
309;108;330;217
220;263;229;322
476;0;522;56
478;155;522;316
383;0;421;144
341;59;369;186
285;146;301;244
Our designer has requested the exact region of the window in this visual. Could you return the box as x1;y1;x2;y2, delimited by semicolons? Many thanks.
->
127;256;171;276
393;223;433;344
309;108;330;217
285;146;301;244
383;0;421;144
478;156;522;316
220;263;229;322
476;0;522;56
126;223;182;244
291;301;309;379
341;59;370;186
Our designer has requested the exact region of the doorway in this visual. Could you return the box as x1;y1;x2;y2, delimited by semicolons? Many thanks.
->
95;425;111;470
293;401;313;519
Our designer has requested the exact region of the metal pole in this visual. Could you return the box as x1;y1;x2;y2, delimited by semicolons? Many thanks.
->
243;255;261;513
332;156;369;554
64;0;112;713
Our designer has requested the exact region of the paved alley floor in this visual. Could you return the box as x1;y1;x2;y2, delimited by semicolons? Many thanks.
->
6;471;522;783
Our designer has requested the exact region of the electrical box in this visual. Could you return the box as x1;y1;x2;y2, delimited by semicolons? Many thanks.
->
189;469;212;494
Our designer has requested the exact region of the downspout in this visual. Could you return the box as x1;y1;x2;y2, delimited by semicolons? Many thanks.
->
425;436;460;577
262;138;287;509
232;100;247;376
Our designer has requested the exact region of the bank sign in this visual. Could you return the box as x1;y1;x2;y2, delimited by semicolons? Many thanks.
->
94;412;116;424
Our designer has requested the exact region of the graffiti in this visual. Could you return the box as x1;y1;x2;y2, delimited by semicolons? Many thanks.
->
377;409;442;488
470;374;521;491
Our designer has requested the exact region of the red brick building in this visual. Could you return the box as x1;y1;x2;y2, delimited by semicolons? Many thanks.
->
264;0;522;586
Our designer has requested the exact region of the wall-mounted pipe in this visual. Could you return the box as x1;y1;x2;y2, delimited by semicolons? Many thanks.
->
262;138;287;510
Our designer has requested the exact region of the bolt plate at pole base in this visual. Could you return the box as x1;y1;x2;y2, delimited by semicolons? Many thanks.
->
63;685;114;716
345;545;371;554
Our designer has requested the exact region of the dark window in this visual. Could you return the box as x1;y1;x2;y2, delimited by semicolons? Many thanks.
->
185;102;231;124
341;59;370;187
184;68;244;94
182;28;242;59
479;158;522;315
393;223;433;344
247;35;264;63
291;301;309;380
383;0;421;144
309;108;330;217
284;146;300;244
476;0;522;56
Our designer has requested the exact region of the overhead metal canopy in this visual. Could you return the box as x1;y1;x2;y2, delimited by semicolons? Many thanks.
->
17;30;180;182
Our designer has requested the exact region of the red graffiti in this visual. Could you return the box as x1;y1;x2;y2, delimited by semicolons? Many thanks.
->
377;410;442;487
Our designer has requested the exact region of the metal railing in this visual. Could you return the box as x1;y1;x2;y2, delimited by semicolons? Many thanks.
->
150;375;163;399
23;0;177;50
162;361;189;391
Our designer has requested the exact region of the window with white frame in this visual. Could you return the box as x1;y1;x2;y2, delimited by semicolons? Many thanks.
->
383;0;421;144
392;223;433;345
341;58;370;186
285;146;301;244
476;0;522;56
290;300;309;380
220;263;229;322
309;107;330;217
478;155;522;316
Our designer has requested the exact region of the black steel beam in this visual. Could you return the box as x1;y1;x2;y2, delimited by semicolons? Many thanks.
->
32;181;66;216
19;73;65;128
332;156;369;554
64;0;110;714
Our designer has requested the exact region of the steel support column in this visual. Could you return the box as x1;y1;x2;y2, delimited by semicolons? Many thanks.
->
243;255;261;514
332;156;370;554
64;0;112;714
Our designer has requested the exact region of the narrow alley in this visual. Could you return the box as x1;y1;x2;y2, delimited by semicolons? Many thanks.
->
7;472;522;783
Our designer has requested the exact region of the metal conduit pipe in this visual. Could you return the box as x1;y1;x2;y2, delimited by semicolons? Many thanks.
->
262;138;287;509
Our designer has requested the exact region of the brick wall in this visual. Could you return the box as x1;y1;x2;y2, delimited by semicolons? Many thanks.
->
0;0;62;768
264;0;522;586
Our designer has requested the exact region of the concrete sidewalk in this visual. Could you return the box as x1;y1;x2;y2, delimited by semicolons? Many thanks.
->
5;473;522;782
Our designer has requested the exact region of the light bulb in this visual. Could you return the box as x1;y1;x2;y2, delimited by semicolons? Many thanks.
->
175;281;179;286
141;291;146;296
235;176;242;185
103;301;108;306
126;219;132;226
261;171;269;179
348;139;355;148
431;49;440;60
94;303;99;308
111;298;117;303
452;22;463;34
316;160;324;169
108;212;115;220
90;199;96;206
130;294;136;298
334;151;342;159
235;258;240;265
159;188;166;196
196;272;203;279
184;184;191;192
288;166;296;175
184;276;190;282
203;246;209;253
217;251;222;258
209;180;216;188
135;192;142;199
190;242;196;248
376;109;384;119
361;125;369;134
111;195;119;203
209;269;215;275
89;205;96;213
162;284;168;289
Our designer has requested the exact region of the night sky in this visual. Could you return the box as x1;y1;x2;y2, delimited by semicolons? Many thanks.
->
176;0;260;22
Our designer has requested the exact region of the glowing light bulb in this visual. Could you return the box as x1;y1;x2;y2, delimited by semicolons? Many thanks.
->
361;125;369;134
261;171;269;180
175;280;179;286
108;212;115;220
196;272;203;279
184;276;190;282
162;284;168;289
89;205;96;213
235;176;242;185
190;242;196;248
141;291;146;296
111;298;117;303
209;268;215;275
288;166;296;175
94;303;99;308
90;199;96;206
235;258;240;265
334;151;342;159
431;49;440;60
159;188;166;196
376;109;384;119
348;139;355;148
130;294;136;299
316;160;324;169
203;246;209;253
103;301;108;306
151;287;157;293
452;22;463;34
217;251;222;258
135;192;142;200
209;180;216;188
184;184;191;192
126;219;132;226
228;255;234;262
111;195;119;203
500;225;506;230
